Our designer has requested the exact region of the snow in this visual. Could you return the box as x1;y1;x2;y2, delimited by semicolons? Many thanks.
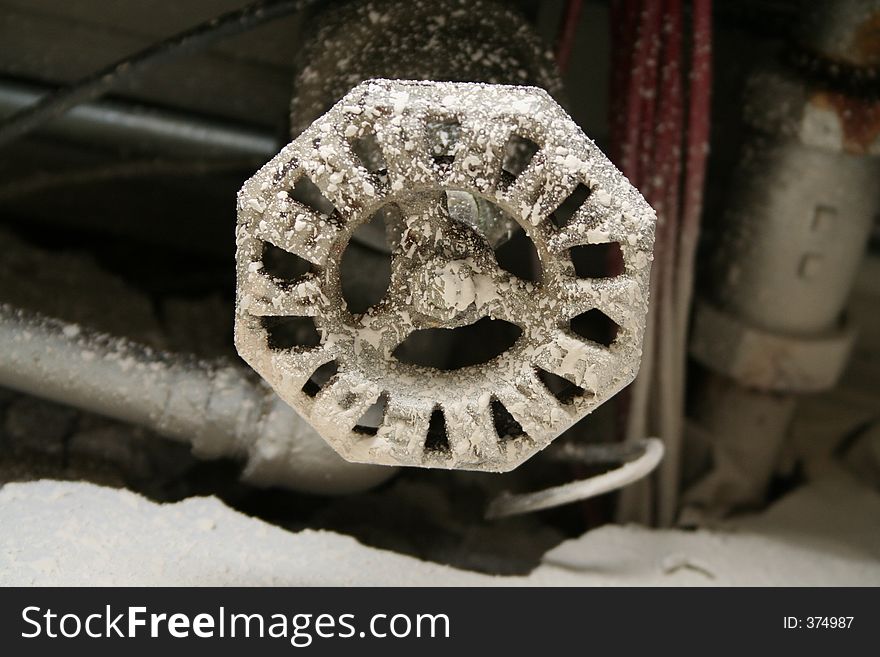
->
1;467;877;586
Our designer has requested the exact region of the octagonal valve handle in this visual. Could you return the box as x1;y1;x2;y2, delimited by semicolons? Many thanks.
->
235;80;656;472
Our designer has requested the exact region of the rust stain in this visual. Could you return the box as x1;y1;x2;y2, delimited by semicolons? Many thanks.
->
810;91;880;154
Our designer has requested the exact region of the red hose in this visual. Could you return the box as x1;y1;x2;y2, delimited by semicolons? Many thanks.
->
608;0;713;524
555;0;585;73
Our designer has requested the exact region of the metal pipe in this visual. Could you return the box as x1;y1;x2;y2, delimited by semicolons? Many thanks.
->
0;78;279;158
0;303;394;495
0;0;322;149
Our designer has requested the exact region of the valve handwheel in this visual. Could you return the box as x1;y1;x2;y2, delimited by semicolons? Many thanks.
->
235;80;655;471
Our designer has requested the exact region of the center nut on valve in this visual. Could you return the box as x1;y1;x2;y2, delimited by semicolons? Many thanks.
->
235;79;656;471
413;259;483;324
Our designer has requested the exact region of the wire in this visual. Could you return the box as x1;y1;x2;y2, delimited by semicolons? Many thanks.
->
0;0;323;150
485;438;665;519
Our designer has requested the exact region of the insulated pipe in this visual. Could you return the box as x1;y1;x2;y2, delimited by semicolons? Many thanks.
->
0;304;394;495
684;0;880;518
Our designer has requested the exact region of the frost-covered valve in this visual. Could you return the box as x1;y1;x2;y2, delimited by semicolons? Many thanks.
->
235;79;655;471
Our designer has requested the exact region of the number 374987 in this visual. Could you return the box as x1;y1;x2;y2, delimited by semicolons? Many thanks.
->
783;617;854;629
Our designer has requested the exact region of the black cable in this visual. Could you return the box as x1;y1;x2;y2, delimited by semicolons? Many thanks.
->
0;0;322;150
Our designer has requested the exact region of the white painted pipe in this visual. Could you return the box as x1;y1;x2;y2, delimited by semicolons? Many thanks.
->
0;303;395;495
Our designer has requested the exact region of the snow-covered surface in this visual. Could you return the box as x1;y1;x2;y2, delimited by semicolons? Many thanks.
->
2;468;877;586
